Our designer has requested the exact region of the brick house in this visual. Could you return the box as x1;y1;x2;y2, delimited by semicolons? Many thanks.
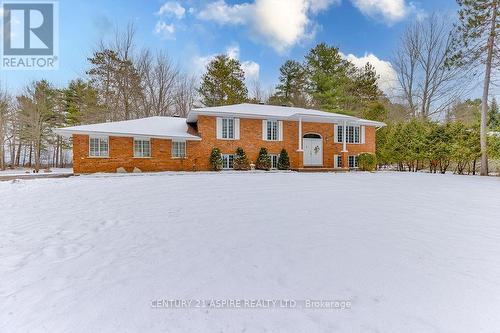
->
56;103;385;173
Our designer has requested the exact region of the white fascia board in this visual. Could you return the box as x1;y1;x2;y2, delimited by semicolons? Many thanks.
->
187;110;386;128
54;129;202;141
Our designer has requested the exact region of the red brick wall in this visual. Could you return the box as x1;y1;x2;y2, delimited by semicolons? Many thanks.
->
72;115;377;173
72;135;202;173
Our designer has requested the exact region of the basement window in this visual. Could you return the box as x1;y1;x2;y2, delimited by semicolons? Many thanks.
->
222;154;234;169
348;155;358;168
89;136;109;157
270;154;278;169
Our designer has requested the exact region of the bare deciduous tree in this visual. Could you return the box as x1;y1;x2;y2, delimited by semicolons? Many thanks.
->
0;86;11;170
174;73;197;117
394;13;467;119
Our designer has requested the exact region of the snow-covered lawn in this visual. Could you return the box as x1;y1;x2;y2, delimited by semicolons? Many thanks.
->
1;172;500;332
0;167;73;176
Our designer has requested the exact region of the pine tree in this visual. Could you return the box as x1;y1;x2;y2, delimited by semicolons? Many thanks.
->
277;149;290;170
198;55;248;107
233;147;250;170
255;147;271;170
447;0;500;175
209;147;223;171
488;98;500;130
305;43;353;113
271;60;308;107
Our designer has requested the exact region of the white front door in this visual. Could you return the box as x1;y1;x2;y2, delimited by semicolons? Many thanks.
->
303;138;323;166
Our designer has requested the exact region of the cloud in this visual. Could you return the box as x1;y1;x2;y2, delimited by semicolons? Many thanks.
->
309;0;341;14
157;1;186;19
154;21;176;39
197;0;252;25
226;44;240;60
193;44;260;82
241;61;260;81
196;0;338;53
349;0;408;24
343;52;397;95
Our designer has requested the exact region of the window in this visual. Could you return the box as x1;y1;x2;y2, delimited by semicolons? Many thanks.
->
172;141;186;158
221;118;235;139
337;125;361;144
264;120;281;141
348;155;358;168
222;154;234;169
270;154;278;169
134;138;151;157
336;155;342;168
89;136;109;157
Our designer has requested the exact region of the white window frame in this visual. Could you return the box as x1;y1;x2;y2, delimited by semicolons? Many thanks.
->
134;137;151;158
219;118;237;140
334;154;342;168
270;154;278;169
172;141;186;158
222;154;234;169
89;136;109;157
348;155;358;168
337;125;361;144
263;120;283;141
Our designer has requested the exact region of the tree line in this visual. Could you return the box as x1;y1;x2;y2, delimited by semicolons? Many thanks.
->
1;1;499;174
0;24;197;171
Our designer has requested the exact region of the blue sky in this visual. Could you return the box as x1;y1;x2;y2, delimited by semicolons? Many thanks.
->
1;0;459;95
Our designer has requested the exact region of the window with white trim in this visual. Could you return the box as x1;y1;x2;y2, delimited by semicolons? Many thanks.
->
172;141;186;158
222;118;235;139
134;138;151;157
336;155;342;168
337;125;361;143
89;136;109;157
222;154;234;169
348;155;358;168
270;154;278;169
266;120;279;141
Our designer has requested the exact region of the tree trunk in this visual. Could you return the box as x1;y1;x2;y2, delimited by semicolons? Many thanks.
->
480;0;498;176
15;141;21;166
28;143;33;167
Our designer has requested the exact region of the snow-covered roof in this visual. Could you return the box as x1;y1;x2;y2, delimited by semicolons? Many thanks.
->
187;103;385;127
55;116;201;140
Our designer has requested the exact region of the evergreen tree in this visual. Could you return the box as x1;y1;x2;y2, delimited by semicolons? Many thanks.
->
305;43;353;113
304;43;382;115
255;147;271;170
277;149;290;170
209;147;223;171
233;147;250;170
447;0;500;175
271;60;309;107
351;63;381;106
488;98;500;129
362;101;387;122
63;79;103;126
198;55;248;107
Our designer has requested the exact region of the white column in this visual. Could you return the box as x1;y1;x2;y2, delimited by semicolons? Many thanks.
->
342;120;347;152
298;117;303;151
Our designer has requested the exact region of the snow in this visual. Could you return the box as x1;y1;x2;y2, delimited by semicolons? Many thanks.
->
54;116;201;140
188;103;385;127
1;172;500;332
0;168;73;177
